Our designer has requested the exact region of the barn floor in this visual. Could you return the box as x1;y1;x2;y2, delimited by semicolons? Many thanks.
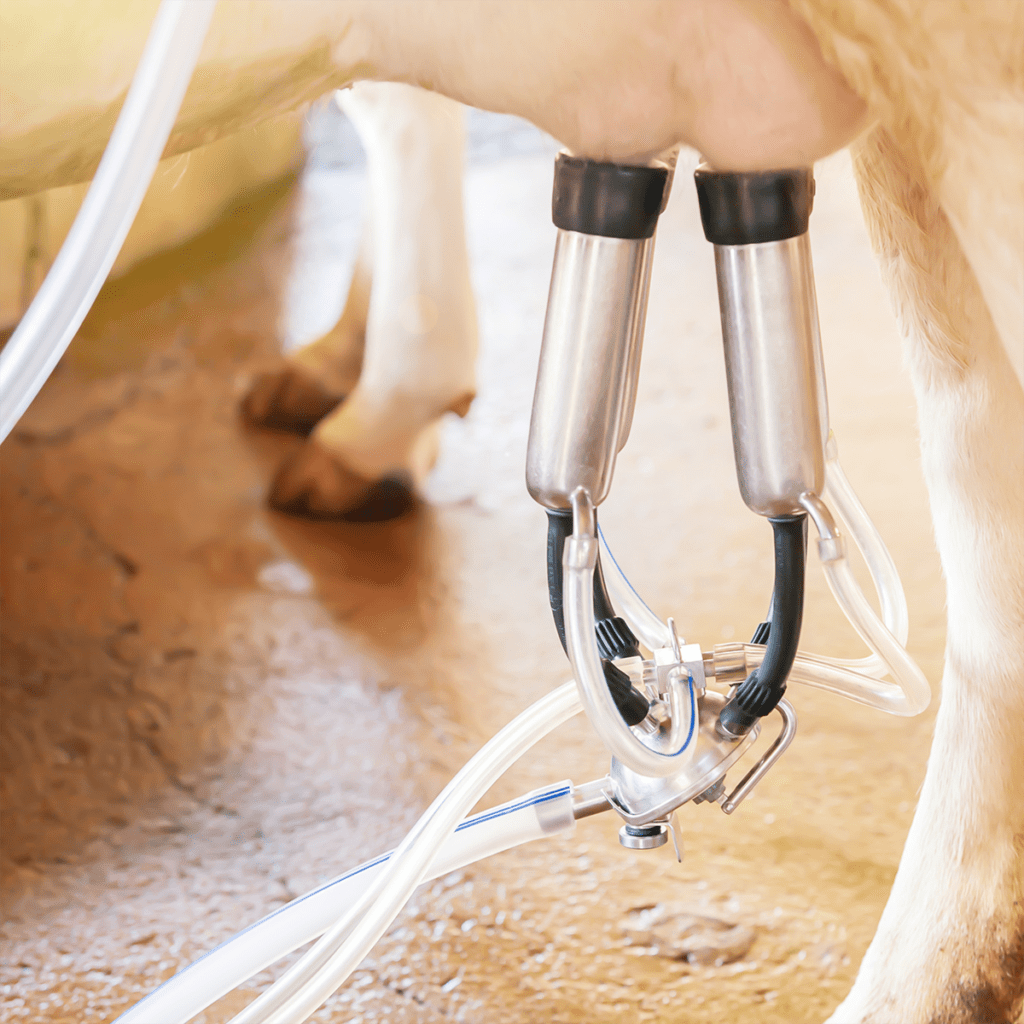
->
1;116;946;1024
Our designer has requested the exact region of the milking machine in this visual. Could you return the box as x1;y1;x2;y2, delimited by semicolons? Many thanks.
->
0;4;929;1018
112;153;930;1022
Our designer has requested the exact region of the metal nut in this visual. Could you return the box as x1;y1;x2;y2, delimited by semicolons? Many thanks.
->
618;822;669;850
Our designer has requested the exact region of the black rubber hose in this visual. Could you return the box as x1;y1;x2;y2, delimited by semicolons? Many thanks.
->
546;509;574;655
718;514;807;736
545;509;649;726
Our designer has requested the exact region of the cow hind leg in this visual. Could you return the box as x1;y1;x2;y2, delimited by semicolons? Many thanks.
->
826;128;1024;1024
267;82;477;520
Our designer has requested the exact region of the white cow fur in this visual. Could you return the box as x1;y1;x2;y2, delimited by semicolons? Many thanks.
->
2;2;1022;1020
834;130;1024;1023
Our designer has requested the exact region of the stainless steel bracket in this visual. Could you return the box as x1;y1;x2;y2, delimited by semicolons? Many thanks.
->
720;697;797;814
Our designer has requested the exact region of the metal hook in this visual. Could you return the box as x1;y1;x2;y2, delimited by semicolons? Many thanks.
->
720;698;798;814
667;810;683;863
667;615;683;661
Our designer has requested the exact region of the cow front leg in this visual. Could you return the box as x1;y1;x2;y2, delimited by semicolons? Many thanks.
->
827;130;1024;1024
242;202;372;436
268;82;477;519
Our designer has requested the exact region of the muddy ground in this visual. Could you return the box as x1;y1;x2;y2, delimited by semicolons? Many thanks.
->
1;115;945;1023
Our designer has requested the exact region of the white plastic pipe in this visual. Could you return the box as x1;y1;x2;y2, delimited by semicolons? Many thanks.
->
734;641;929;716
818;442;909;672
0;0;217;443
563;507;697;779
229;682;582;1024
733;578;928;716
789;487;928;714
115;781;575;1024
816;550;928;713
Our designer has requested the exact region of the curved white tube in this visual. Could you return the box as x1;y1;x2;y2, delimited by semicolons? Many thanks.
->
825;447;908;644
598;526;673;651
814;438;909;675
734;643;929;716
0;0;217;443
800;491;928;715
229;682;582;1024
712;489;929;717
817;552;929;714
115;782;575;1024
564;515;696;779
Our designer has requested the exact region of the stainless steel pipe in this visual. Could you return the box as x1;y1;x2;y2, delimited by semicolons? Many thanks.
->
714;232;829;517
526;230;655;509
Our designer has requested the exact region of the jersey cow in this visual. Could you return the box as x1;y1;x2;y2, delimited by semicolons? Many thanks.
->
1;2;1022;1021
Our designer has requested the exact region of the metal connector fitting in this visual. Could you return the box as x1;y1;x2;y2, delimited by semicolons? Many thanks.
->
618;821;669;850
799;490;846;563
711;643;748;686
572;778;613;820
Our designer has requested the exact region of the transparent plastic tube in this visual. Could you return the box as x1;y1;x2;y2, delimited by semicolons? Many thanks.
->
735;607;928;716
816;550;928;714
229;681;582;1024
115;782;576;1024
0;0;217;443
818;444;909;675
564;508;696;779
731;643;928;714
803;490;928;715
598;526;673;651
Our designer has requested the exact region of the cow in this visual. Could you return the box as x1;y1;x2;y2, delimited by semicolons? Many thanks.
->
1;2;1021;1021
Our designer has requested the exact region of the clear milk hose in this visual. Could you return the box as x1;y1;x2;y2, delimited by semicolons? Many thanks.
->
113;780;577;1024
224;682;582;1024
0;0;217;443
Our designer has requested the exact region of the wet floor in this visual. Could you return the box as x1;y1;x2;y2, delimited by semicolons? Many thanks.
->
0;119;946;1023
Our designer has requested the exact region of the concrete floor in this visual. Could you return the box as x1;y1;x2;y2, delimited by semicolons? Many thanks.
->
0;120;946;1023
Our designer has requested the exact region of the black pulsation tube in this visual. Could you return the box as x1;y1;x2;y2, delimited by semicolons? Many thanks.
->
552;155;669;239
694;166;814;246
546;509;649;727
718;515;807;736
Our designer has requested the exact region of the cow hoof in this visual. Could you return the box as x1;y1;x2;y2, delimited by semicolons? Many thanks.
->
241;366;344;436
268;441;416;522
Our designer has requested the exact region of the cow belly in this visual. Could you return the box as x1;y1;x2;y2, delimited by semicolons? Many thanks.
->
0;0;868;198
0;113;303;330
